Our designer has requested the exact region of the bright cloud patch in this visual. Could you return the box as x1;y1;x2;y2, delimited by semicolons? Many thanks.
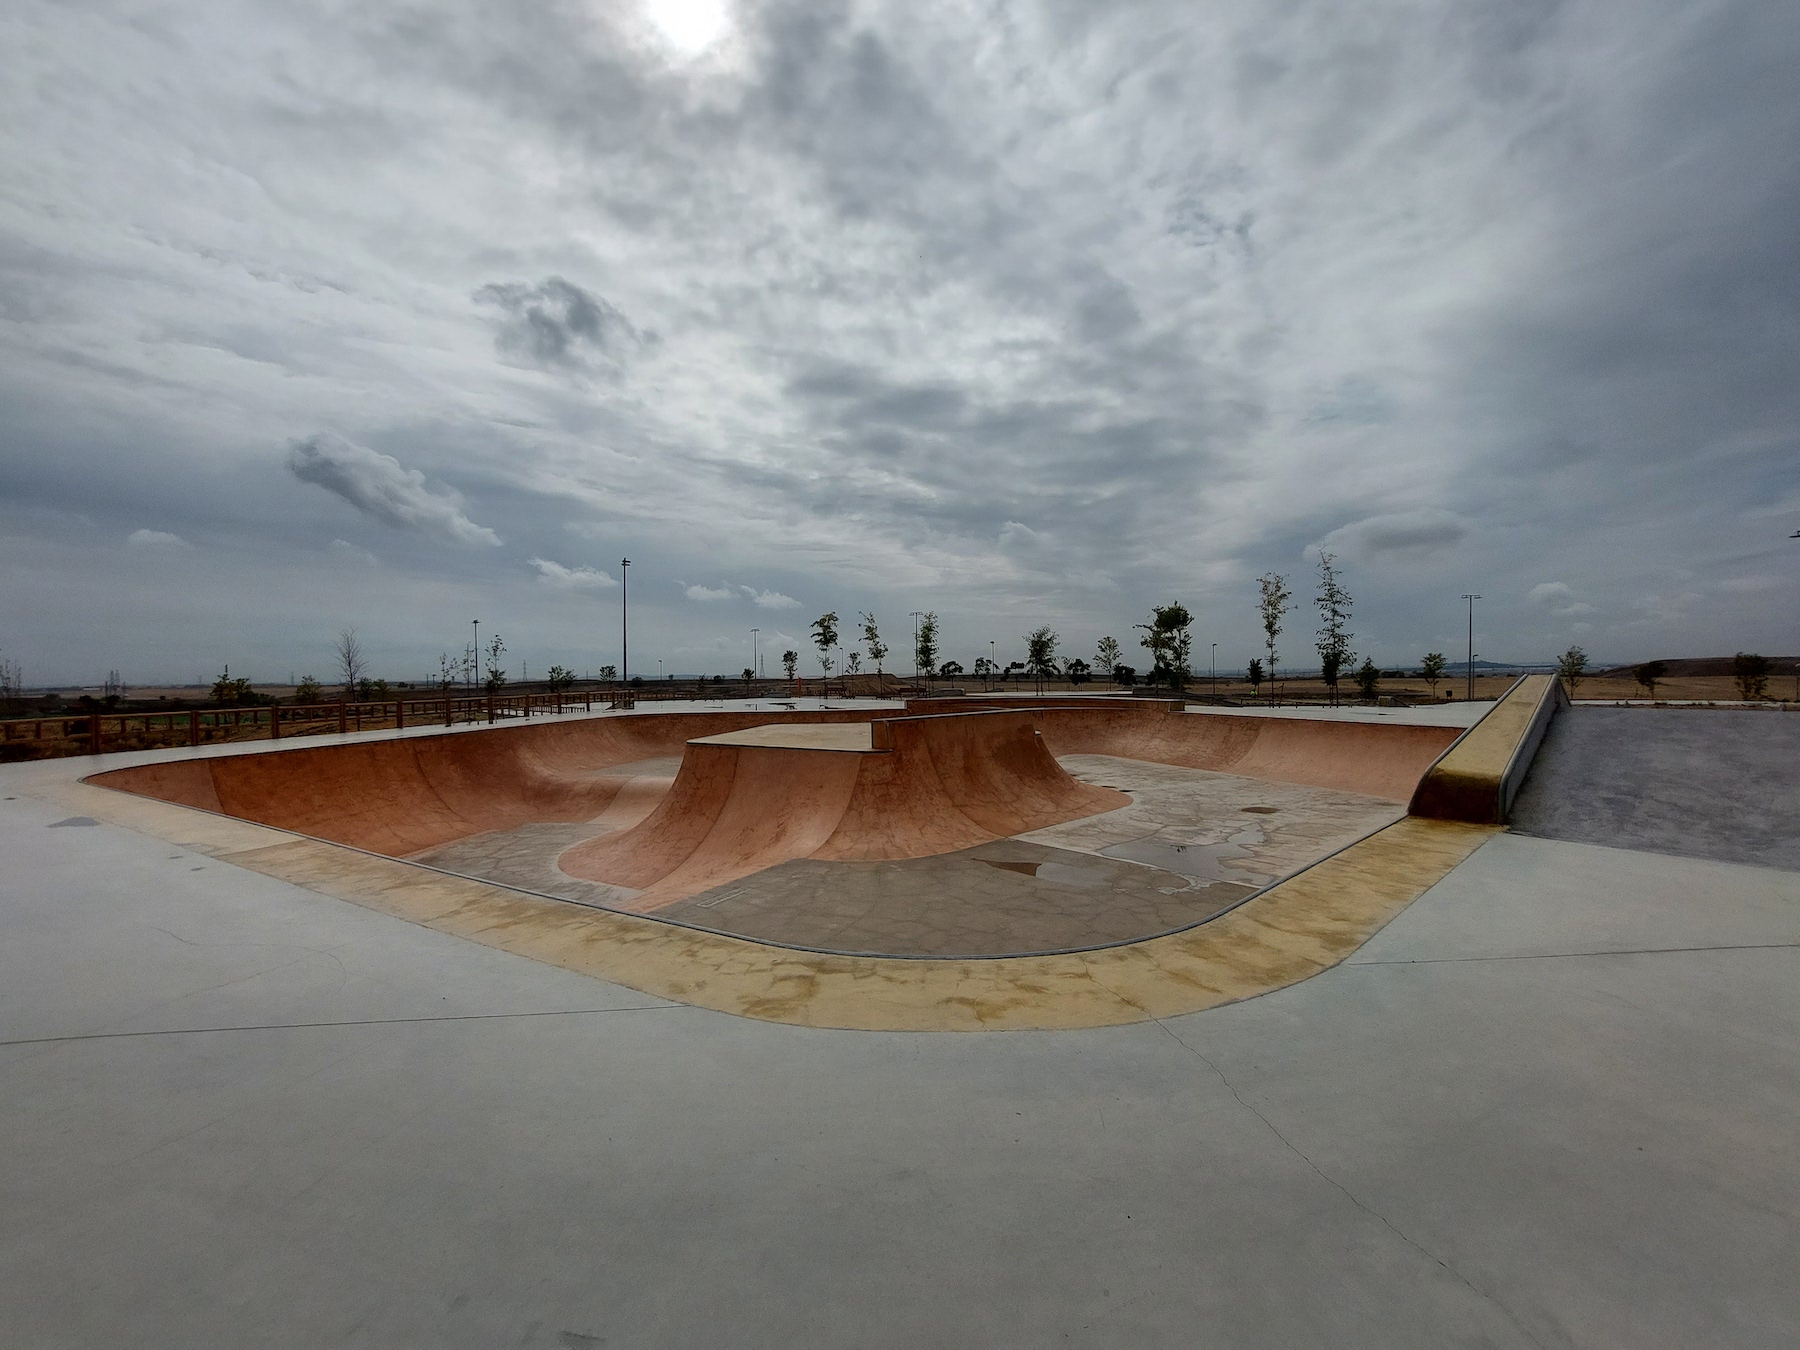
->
1530;581;1595;618
1316;510;1468;559
740;586;801;610
287;433;501;547
126;529;189;548
685;583;735;602
328;539;378;566
529;557;617;589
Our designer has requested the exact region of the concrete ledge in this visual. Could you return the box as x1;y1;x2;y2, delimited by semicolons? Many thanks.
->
1410;675;1565;824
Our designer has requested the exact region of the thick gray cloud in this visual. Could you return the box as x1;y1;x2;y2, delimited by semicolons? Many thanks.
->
287;434;502;547
0;0;1796;684
475;277;650;375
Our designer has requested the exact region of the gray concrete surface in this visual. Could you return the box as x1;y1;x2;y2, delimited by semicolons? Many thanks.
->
3;791;1798;1348
1510;707;1800;869
1187;700;1491;727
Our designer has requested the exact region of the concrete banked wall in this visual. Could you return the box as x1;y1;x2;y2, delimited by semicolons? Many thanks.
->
88;699;1464;859
88;710;878;857
558;710;1129;908
907;698;1460;802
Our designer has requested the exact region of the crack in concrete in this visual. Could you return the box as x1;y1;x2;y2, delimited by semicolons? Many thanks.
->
1153;1018;1551;1350
0;1004;678;1048
1348;941;1800;966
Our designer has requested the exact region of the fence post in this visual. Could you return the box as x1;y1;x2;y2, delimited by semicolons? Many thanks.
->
89;712;103;755
270;703;281;740
338;700;348;735
486;692;495;724
396;699;405;730
444;695;452;728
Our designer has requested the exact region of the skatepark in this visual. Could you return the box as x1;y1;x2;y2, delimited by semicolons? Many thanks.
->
3;682;1797;1345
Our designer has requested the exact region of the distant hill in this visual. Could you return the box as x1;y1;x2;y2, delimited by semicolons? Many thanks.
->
1594;655;1800;677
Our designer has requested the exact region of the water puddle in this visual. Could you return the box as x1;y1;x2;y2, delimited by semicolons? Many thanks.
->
976;857;1111;889
1101;835;1261;885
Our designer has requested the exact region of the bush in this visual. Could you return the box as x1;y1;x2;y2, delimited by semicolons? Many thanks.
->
1733;652;1770;701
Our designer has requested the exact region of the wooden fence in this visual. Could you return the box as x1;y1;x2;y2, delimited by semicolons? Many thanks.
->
0;688;627;760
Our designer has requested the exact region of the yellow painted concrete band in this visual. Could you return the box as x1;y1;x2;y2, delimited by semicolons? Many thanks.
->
37;742;1495;1033
205;816;1492;1032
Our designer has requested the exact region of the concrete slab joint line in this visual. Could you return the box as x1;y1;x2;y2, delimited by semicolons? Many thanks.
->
1153;1020;1551;1348
57;701;1496;1030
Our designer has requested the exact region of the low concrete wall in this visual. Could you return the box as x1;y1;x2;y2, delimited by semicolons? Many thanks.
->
1410;675;1565;824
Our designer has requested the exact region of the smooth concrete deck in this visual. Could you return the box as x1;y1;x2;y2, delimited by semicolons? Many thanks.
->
4;794;1797;1347
1510;706;1800;869
690;721;876;750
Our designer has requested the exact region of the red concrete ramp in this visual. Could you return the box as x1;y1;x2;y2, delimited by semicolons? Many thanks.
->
87;709;879;856
559;711;1127;909
907;698;1457;801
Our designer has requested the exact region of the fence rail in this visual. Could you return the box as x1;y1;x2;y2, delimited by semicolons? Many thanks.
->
0;675;941;761
0;688;631;760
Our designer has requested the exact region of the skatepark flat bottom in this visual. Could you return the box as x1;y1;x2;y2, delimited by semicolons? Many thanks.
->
403;755;1403;956
656;839;1253;956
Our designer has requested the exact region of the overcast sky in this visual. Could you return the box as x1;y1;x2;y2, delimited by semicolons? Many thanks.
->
3;0;1796;686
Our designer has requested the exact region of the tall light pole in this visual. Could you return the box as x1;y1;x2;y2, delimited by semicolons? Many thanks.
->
471;619;479;691
619;558;630;687
1461;594;1481;701
751;628;760;681
990;639;997;692
911;611;924;683
1211;643;1217;701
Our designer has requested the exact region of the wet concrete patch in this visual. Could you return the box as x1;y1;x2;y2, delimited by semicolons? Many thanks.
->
657;839;1255;957
1101;831;1263;885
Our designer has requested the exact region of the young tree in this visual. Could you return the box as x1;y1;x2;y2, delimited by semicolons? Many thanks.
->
597;664;618;682
335;628;367;694
1024;626;1060;684
859;613;888;674
1096;637;1122;688
1135;604;1194;691
484;634;508;692
210;664;254;705
294;674;323;703
973;656;994;685
1733;651;1771;701
1247;657;1264;697
1420;651;1447;698
437;651;459;690
0;651;22;714
1354;658;1381;702
915;612;940;685
1257;574;1292;701
741;667;755;682
1555;645;1588;693
544;664;575;693
811;611;839;679
846;651;863;680
1634;660;1668;700
1065;658;1091;686
782;649;799;681
939;660;965;679
1314;552;1354;706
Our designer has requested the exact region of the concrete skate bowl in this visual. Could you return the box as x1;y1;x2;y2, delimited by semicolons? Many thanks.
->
88;700;1468;959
